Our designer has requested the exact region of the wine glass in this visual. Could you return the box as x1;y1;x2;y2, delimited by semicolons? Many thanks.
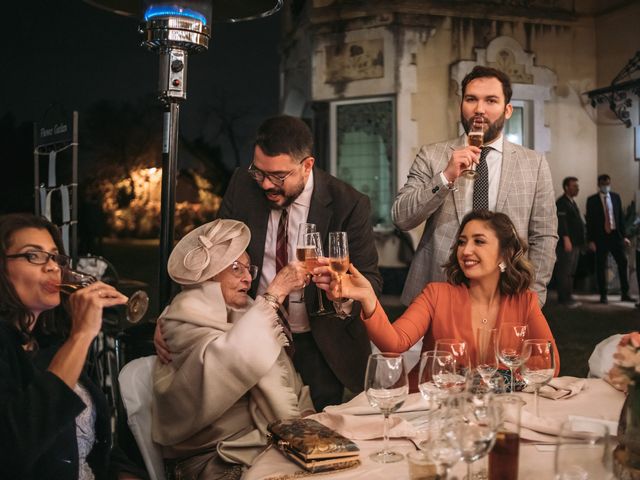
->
58;268;149;323
303;232;331;316
520;339;555;417
328;231;349;319
445;393;498;480
413;409;462;479
434;338;470;392
418;350;455;408
496;323;528;393
476;328;499;385
555;419;613;479
461;119;484;179
292;223;317;303
364;352;409;463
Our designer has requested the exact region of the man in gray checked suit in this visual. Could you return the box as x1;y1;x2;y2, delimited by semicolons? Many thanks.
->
393;66;557;306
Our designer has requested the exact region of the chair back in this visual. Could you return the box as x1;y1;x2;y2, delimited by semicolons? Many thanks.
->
119;355;166;480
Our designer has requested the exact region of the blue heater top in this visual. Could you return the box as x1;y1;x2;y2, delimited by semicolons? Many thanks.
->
144;5;208;24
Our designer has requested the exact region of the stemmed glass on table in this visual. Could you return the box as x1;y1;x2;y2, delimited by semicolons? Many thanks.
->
520;339;555;417
57;268;149;323
461;119;484;180
475;328;499;386
496;323;528;393
364;352;409;463
413;409;463;479
328;231;349;319
445;392;499;480
434;338;471;394
418;350;456;408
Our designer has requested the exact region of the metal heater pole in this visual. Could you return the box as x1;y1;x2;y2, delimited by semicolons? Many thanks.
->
159;100;180;306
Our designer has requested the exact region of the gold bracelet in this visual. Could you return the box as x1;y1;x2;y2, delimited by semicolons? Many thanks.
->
261;292;281;311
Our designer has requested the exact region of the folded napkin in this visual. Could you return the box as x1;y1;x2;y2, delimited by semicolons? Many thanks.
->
522;376;586;400
312;411;416;440
509;407;619;443
324;392;430;416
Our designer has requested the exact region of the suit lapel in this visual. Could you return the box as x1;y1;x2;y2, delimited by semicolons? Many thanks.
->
306;168;333;245
305;168;333;311
495;140;516;212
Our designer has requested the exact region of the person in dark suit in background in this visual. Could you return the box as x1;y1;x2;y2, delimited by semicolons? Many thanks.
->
218;115;382;410
555;177;586;307
586;174;635;304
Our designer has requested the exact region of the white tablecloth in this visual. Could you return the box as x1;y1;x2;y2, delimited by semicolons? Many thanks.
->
243;378;624;480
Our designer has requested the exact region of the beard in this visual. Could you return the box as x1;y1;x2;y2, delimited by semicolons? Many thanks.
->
461;111;507;144
263;178;305;210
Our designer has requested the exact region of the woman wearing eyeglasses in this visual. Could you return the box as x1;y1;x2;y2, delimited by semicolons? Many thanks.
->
152;218;314;480
0;213;145;480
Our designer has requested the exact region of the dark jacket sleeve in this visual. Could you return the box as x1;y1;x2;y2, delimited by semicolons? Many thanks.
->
0;338;85;477
585;196;596;243
346;194;382;297
614;193;627;238
556;197;569;239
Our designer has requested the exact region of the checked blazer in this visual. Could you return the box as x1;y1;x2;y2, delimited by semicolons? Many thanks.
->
393;135;558;306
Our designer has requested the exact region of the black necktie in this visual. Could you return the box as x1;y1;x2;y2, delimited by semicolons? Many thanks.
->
472;147;491;211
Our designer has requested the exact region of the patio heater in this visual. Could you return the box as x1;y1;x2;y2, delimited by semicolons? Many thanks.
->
83;0;283;309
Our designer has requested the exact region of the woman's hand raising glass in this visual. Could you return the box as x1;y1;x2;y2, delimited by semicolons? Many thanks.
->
311;260;377;318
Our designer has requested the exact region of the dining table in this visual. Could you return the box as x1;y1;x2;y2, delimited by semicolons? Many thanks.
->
243;378;625;480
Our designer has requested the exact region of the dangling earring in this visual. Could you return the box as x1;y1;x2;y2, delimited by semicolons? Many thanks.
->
498;261;506;273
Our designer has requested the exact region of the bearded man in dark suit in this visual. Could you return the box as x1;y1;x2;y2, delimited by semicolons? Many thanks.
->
218;115;382;410
585;174;634;304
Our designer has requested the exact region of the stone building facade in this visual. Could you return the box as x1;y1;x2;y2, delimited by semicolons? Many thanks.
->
279;0;640;267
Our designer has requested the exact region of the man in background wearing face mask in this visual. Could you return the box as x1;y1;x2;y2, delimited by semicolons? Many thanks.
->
586;174;634;304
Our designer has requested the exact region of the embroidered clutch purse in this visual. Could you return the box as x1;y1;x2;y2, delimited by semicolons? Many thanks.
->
267;418;361;473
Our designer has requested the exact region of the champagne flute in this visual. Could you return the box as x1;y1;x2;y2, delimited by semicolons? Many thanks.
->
434;338;470;393
521;339;555;417
292;223;317;303
304;232;331;316
476;328;499;385
495;323;528;393
461;119;484;179
364;352;409;463
58;268;149;323
418;350;455;408
328;231;349;319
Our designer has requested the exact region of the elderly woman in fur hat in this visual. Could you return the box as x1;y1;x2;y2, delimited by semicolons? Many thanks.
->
151;219;314;480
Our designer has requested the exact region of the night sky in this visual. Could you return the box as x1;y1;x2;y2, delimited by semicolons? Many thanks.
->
3;0;282;167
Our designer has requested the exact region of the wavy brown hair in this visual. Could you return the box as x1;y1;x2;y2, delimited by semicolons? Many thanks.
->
0;213;66;345
443;210;534;295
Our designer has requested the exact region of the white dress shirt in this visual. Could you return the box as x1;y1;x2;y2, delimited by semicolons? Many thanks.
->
257;171;314;333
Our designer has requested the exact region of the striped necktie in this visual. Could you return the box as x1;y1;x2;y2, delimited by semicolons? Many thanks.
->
274;208;294;356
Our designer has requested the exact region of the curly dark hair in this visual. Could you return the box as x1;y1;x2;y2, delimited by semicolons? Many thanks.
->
255;115;313;162
443;210;534;295
0;213;66;345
